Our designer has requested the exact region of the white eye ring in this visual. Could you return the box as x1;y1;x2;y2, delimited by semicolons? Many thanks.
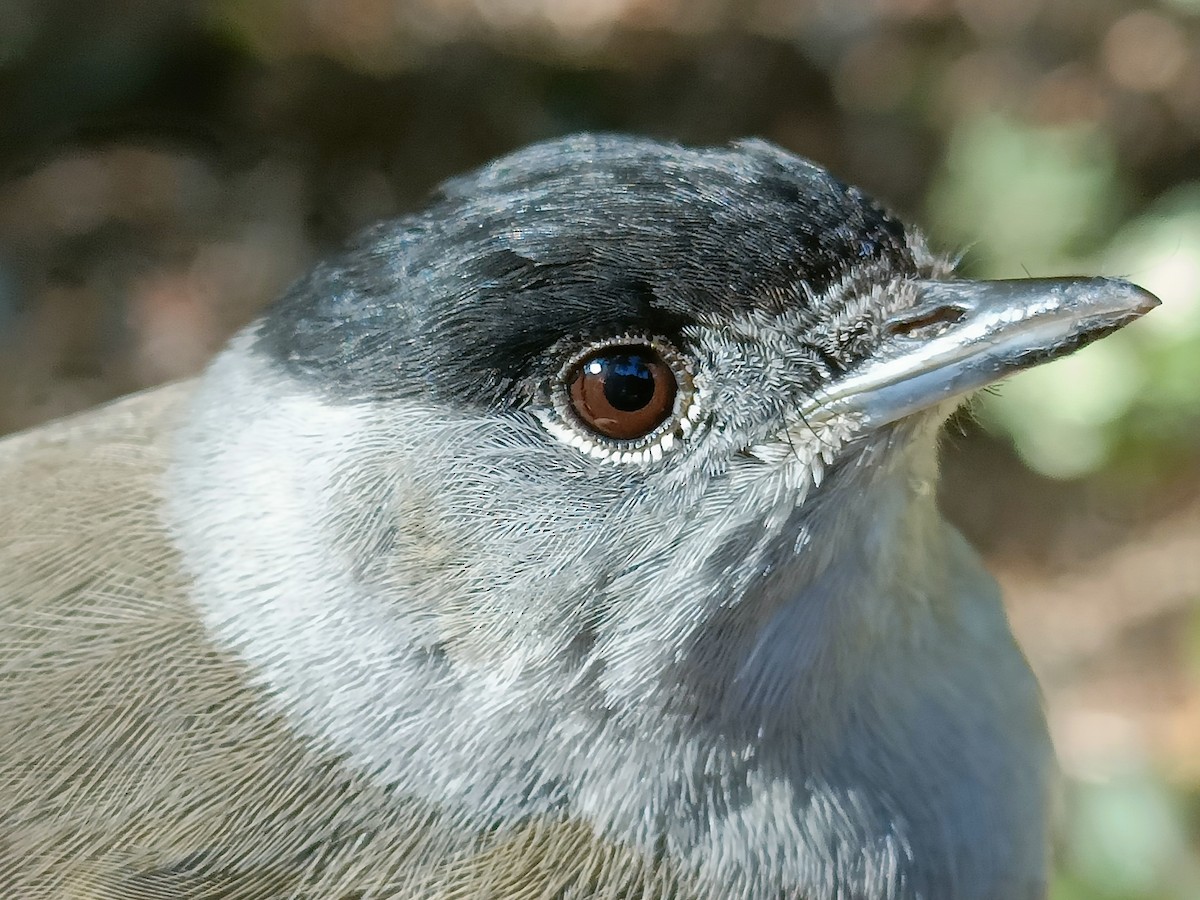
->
539;335;704;464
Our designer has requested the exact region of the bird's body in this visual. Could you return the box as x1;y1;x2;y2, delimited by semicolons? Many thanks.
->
0;135;1155;898
0;380;1047;899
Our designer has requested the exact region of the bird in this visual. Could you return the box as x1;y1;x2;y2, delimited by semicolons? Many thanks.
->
0;133;1158;900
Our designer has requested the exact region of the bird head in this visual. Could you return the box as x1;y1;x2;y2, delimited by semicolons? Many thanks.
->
172;133;1155;775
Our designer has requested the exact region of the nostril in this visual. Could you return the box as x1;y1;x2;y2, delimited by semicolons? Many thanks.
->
886;304;968;340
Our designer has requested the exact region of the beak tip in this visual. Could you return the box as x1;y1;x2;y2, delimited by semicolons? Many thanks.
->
1099;276;1161;316
1132;283;1163;315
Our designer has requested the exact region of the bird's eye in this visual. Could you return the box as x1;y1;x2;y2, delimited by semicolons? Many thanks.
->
568;347;677;440
545;336;698;462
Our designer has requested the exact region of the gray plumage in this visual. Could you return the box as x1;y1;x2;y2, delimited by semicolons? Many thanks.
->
0;135;1155;898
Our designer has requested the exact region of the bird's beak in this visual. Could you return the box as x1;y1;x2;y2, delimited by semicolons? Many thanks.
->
803;277;1160;429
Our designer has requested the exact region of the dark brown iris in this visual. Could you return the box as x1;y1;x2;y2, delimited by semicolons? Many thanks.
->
568;346;677;440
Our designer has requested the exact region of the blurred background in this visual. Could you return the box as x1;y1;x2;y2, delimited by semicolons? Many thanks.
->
0;0;1197;895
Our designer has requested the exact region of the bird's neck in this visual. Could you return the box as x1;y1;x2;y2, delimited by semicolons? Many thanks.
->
655;432;955;739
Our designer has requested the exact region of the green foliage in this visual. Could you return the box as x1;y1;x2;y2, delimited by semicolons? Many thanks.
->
927;115;1122;279
1054;770;1200;900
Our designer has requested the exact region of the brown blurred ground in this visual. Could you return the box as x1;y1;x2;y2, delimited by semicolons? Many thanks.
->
1;1;1199;896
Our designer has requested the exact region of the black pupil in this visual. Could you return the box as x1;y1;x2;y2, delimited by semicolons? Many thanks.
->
600;353;656;411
